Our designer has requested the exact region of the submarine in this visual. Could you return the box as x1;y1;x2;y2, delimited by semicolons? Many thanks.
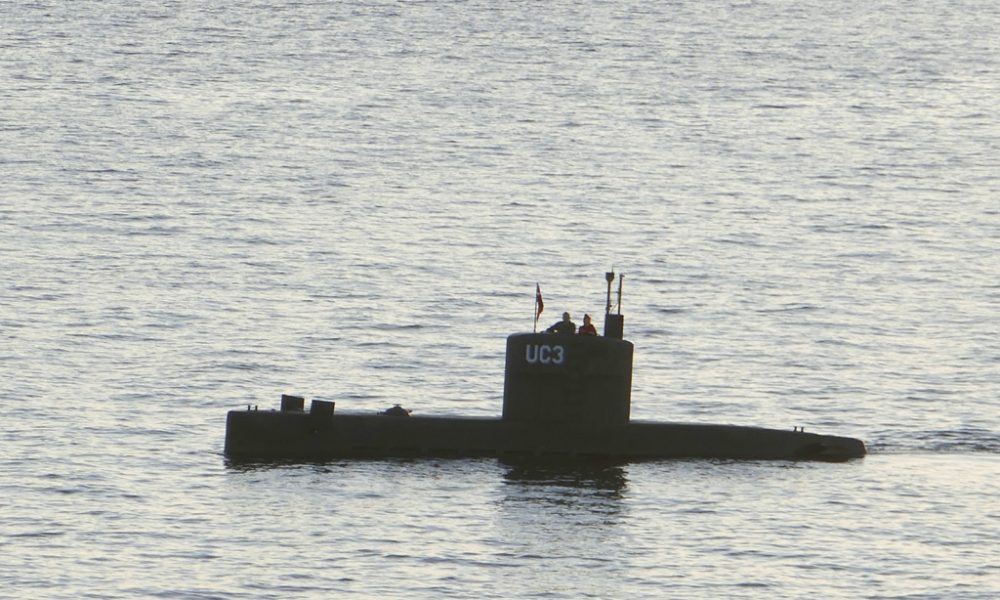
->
225;273;866;463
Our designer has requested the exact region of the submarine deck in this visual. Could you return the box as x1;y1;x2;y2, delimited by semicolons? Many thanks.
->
225;409;866;463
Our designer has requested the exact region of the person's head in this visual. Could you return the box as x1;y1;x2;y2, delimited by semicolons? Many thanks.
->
583;314;592;324
562;312;571;321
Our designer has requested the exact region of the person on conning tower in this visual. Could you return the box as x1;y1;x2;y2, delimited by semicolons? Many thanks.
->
546;312;576;334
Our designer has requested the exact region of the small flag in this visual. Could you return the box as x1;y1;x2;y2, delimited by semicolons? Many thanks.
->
535;283;544;319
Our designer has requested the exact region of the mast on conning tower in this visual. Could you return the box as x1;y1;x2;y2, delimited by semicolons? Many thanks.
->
604;271;624;339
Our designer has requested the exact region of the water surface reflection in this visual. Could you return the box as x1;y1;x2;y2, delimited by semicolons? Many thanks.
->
492;460;632;595
500;459;629;498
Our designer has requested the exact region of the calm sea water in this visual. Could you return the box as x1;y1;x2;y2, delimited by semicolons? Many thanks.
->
2;1;998;598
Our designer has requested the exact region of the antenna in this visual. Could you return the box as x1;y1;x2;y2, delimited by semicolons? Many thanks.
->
617;274;623;315
605;270;615;316
603;270;625;339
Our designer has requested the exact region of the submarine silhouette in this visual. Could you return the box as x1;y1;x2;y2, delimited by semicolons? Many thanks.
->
225;274;866;463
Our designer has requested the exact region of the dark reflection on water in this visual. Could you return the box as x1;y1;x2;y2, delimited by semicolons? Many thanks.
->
497;459;630;531
224;456;631;494
222;457;339;473
500;459;629;497
493;459;631;588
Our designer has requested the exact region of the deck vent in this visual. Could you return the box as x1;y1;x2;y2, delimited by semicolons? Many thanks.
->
280;394;305;412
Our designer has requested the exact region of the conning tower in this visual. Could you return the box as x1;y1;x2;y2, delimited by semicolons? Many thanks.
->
502;271;632;427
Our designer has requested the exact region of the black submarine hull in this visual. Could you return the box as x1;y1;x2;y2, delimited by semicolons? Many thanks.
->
224;409;866;462
224;319;867;463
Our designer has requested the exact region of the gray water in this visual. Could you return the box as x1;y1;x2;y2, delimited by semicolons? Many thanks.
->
2;1;998;598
